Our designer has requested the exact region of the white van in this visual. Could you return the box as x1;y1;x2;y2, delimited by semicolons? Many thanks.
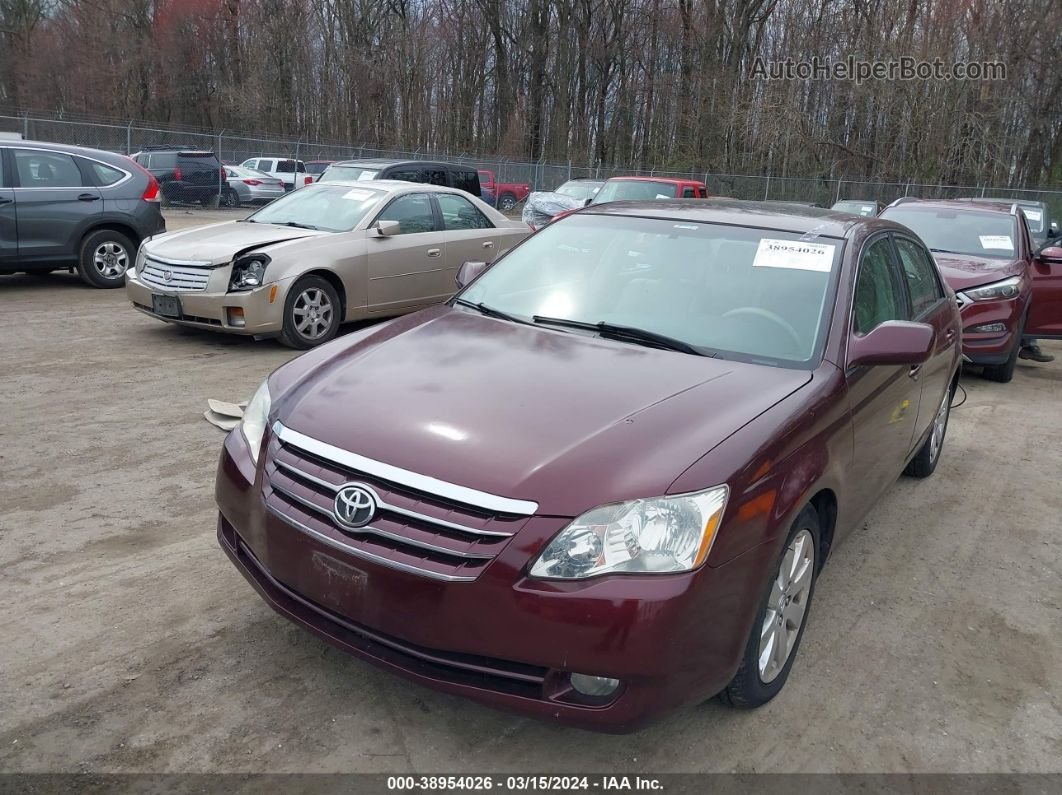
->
239;157;312;191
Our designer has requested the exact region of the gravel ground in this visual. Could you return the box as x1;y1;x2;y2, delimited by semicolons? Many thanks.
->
0;208;1060;775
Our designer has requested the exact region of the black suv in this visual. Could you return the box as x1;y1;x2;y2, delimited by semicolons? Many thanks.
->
318;159;481;197
132;146;227;207
0;140;166;288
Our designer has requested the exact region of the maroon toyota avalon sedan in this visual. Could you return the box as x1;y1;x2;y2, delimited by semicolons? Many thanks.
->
216;201;962;731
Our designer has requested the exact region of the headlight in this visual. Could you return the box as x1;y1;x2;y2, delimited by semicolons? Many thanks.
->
960;275;1023;302
241;381;271;463
529;485;729;579
229;254;271;291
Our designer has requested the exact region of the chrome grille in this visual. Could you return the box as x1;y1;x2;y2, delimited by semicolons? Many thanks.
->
140;256;213;292
263;422;534;582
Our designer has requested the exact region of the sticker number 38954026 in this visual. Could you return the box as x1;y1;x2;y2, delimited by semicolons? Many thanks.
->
753;238;836;272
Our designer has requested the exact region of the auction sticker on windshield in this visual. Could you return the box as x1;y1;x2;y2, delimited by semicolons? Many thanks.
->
342;189;374;201
979;235;1013;250
753;238;835;272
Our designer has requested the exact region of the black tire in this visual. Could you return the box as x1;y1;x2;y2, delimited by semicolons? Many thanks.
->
498;193;517;212
904;381;954;478
982;329;1022;383
719;505;820;709
222;187;241;208
77;229;136;289
279;275;342;350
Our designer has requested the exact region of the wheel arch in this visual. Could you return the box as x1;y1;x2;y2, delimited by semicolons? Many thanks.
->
297;269;347;320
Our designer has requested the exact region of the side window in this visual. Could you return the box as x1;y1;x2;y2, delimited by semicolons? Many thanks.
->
893;237;943;316
296;162;306;173
375;193;436;235
437;193;493;230
682;187;696;198
13;149;84;188
424;168;447;186
276;160;295;173
88;160;126;186
388;168;423;183
452;170;479;195
853;237;908;335
259;159;275;172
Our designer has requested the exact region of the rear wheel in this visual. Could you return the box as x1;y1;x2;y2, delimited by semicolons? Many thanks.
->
719;505;819;708
905;383;953;478
222;187;241;208
498;193;518;212
77;229;135;288
279;275;341;349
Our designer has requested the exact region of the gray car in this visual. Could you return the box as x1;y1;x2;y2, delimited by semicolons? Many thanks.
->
1;140;166;288
222;166;286;207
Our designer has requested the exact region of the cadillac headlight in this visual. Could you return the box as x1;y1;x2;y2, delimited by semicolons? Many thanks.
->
529;486;729;579
241;381;271;463
960;275;1023;302
229;254;271;291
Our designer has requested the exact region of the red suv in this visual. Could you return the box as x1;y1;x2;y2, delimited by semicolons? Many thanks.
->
880;199;1062;382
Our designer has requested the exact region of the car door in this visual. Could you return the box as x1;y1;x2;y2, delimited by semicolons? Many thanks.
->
365;192;449;313
0;147;17;265
10;147;101;264
1025;214;1062;338
891;234;957;444
845;235;924;508
435;192;506;277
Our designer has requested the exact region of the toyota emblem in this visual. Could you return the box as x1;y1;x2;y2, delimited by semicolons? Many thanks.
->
333;484;377;529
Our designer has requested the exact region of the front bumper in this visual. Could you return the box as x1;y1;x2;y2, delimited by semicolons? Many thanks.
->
214;429;771;732
957;293;1029;365
126;269;287;336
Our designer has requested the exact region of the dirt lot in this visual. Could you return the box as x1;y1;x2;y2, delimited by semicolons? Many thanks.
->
1;208;1060;775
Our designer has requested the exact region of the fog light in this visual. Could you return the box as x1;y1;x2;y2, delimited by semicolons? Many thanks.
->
969;322;1006;334
226;307;246;327
570;673;621;697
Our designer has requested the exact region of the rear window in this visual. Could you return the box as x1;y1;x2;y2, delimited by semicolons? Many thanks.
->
319;166;380;182
178;152;221;169
149;153;177;169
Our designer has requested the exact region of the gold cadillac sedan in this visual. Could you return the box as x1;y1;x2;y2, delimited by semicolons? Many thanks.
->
125;181;530;348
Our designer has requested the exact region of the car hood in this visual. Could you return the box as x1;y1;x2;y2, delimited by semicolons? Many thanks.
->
143;221;324;265
932;253;1022;291
274;307;812;516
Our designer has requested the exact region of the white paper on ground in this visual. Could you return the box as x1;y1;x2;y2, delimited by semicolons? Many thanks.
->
753;238;836;272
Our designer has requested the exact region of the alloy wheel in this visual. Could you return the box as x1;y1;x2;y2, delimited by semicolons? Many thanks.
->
92;241;129;279
929;389;950;463
292;287;334;341
758;528;815;683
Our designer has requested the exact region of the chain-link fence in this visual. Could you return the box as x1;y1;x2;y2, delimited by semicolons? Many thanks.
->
2;110;1060;215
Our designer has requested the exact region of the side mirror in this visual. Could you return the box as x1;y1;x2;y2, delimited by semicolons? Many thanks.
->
456;260;489;288
1037;245;1062;265
374;220;400;237
847;321;935;368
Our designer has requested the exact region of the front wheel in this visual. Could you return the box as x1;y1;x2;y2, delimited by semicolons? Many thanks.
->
77;229;135;288
719;505;819;708
279;275;341;349
982;323;1024;383
498;193;517;212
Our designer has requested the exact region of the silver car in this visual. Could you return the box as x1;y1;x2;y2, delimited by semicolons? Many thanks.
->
222;166;286;207
126;181;530;348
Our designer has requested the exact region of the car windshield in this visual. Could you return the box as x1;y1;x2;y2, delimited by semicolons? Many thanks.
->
832;201;878;216
245;184;384;232
591;180;678;204
320;166;380;182
305;162;331;174
458;214;842;366
880;207;1017;259
556;181;601;200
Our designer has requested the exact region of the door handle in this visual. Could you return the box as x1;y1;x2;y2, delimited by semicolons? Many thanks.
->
0;197;12;206
908;364;922;379
426;248;441;258
482;241;494;249
78;193;100;202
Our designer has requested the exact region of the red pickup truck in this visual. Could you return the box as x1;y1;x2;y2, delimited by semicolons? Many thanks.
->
478;170;531;211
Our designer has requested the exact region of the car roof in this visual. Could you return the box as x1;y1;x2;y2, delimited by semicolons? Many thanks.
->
581;198;882;236
953;197;1045;209
329;159;468;169
309;179;468;195
562;178;604;183
885;198;1018;216
8;139;138;165
604;176;704;185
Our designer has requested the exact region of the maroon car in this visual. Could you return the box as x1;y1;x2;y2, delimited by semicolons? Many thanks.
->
216;201;961;731
880;199;1062;382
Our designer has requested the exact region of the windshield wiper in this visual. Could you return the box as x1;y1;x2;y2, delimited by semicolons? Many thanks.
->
281;221;318;230
532;315;711;356
453;298;525;323
929;248;960;254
